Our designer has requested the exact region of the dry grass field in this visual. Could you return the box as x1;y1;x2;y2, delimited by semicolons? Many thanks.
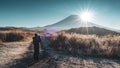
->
0;29;35;42
0;29;120;68
50;32;120;58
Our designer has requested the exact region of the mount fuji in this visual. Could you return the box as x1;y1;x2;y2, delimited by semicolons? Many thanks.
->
44;15;98;30
31;15;120;35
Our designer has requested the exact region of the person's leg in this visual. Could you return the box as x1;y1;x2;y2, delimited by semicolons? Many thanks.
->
35;47;39;61
36;53;39;60
34;47;38;61
33;44;39;61
33;52;37;60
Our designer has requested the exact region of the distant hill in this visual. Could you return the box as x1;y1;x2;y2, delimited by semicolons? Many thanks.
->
0;27;37;32
0;27;21;31
0;27;25;30
64;26;120;36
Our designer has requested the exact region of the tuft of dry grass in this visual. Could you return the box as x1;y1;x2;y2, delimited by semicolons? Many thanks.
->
0;40;2;45
0;30;35;42
49;32;120;58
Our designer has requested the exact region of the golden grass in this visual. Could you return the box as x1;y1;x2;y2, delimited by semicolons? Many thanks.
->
49;32;120;58
0;40;2;45
0;30;35;42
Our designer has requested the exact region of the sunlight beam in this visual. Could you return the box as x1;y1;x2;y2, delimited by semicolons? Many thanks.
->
79;11;94;22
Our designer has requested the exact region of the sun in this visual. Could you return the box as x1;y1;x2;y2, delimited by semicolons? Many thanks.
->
79;11;94;22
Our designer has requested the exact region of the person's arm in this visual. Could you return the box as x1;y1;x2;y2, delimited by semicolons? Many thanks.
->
38;36;41;42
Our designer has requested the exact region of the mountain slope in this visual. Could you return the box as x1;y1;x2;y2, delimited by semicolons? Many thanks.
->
64;26;120;36
44;15;97;30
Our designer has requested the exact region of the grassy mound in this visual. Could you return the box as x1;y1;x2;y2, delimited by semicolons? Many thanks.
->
49;32;120;58
0;31;34;42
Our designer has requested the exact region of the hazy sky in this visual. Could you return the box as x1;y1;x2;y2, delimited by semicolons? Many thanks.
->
0;0;120;29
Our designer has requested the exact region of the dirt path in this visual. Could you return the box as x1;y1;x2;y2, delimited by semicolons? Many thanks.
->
0;41;33;68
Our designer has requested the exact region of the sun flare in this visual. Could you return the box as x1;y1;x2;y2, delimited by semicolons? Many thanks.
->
79;11;94;22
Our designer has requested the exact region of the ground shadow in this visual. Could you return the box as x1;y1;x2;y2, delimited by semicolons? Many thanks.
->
6;42;34;68
55;50;120;68
4;42;43;68
7;42;56;68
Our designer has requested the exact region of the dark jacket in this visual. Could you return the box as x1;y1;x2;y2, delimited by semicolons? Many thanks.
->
33;36;41;45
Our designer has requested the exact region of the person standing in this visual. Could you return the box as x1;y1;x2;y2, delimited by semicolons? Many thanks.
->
32;33;41;61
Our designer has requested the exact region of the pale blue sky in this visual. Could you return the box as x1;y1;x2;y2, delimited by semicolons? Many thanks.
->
0;0;120;29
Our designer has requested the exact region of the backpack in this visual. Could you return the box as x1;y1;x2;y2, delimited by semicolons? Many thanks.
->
33;36;41;44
